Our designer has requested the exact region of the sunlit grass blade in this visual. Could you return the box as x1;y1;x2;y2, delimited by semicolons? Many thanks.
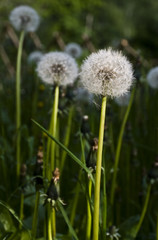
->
31;119;94;181
57;201;79;240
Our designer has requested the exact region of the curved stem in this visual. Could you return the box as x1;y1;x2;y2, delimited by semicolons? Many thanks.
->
31;190;40;239
110;87;135;206
134;184;151;238
16;30;25;181
92;96;107;240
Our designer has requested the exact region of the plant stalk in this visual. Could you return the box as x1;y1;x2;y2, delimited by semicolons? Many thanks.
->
16;30;25;181
110;87;135;206
134;184;151;238
92;96;107;240
32;190;40;239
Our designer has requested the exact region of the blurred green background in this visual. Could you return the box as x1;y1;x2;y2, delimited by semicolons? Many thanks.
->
1;0;158;59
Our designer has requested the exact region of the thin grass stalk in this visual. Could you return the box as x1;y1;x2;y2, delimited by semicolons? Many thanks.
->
86;178;92;240
70;135;86;227
102;148;107;238
19;192;24;229
16;30;25;181
70;173;81;226
31;190;40;239
93;96;107;240
110;87;135;206
133;184;151;238
60;105;74;173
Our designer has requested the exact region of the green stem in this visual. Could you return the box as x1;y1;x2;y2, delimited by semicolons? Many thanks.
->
50;85;59;172
16;30;25;181
52;208;56;239
60;106;74;173
48;205;53;240
86;179;92;240
134;184;151;238
92;96;107;240
19;192;24;229
70;171;82;226
102;148;107;238
31;190;40;239
110;87;135;206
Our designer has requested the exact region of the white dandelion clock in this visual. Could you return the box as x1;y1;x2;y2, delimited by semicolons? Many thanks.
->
114;92;131;106
80;48;134;98
9;5;40;32
64;43;82;58
147;67;158;89
36;52;78;86
28;51;44;64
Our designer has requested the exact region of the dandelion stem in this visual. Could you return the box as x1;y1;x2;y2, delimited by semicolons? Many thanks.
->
51;208;56;238
134;184;151;238
51;85;59;173
60;106;74;173
48;205;53;240
93;96;107;240
86;178;92;240
110;87;135;206
16;30;25;182
31;190;40;239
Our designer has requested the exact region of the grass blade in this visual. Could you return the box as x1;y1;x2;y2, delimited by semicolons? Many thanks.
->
32;119;93;180
57;201;79;240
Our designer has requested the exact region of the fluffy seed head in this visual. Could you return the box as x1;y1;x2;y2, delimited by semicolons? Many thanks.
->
147;67;158;89
64;43;82;59
36;52;78;86
28;51;44;64
80;48;134;98
114;92;130;106
9;5;40;32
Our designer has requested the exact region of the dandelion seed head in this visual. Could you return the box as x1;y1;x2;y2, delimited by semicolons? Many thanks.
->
80;48;134;98
64;43;82;58
114;92;130;106
36;52;78;86
147;67;158;89
28;51;44;64
9;5;40;32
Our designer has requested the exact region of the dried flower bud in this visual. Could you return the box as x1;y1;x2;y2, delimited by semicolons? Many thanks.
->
86;137;98;169
36;52;78;86
80;48;134;98
9;6;40;32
